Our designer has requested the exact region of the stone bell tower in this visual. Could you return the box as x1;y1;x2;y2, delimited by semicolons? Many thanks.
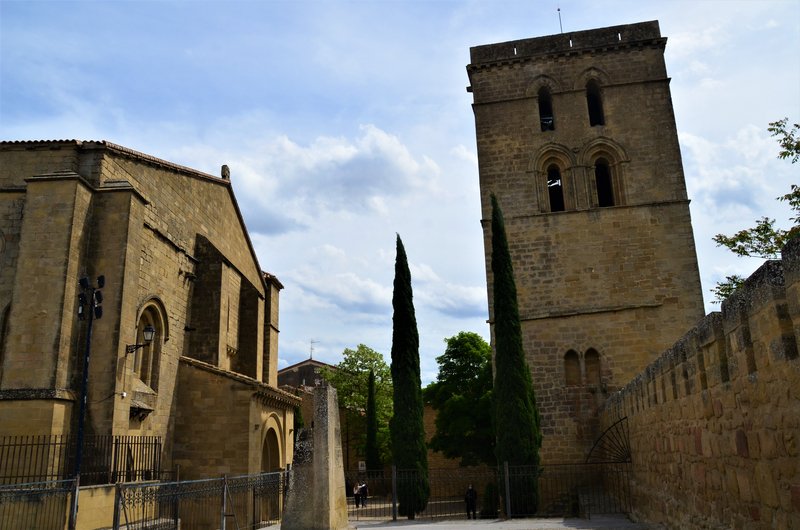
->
467;21;705;463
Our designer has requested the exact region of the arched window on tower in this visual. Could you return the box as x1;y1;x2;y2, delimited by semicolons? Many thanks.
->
547;164;565;212
564;350;580;386
585;348;601;387
586;80;605;126
595;158;614;207
538;87;555;131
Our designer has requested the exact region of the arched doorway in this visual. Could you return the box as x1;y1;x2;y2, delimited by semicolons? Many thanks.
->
262;428;281;472
260;428;282;522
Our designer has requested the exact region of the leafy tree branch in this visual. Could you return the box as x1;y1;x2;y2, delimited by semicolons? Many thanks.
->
711;118;799;302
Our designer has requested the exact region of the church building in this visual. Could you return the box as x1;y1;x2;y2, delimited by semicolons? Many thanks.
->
0;140;300;481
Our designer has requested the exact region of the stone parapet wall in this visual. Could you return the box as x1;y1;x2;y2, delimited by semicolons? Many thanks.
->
469;21;663;66
599;238;800;529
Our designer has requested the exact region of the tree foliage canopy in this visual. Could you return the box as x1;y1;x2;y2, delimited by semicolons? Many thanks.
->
712;118;800;302
389;234;429;517
320;344;393;462
768;117;800;164
424;331;494;466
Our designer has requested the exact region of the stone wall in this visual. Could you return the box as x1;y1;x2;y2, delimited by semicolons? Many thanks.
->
174;357;298;479
599;238;800;529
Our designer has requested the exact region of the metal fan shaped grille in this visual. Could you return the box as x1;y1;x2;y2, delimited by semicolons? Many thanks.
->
585;416;631;463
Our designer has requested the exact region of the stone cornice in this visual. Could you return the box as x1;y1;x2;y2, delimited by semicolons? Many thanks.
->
479;199;692;226
0;388;77;402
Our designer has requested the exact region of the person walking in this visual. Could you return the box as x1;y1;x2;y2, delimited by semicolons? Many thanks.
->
353;482;361;507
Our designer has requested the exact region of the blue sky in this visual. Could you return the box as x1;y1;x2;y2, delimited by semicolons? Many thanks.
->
2;0;799;384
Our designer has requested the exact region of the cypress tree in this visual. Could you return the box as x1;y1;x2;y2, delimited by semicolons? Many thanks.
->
389;234;429;518
365;369;381;470
490;194;542;515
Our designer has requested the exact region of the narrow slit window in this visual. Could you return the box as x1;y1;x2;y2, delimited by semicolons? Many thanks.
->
586;80;605;126
546;165;565;212
538;87;555;131
595;158;614;207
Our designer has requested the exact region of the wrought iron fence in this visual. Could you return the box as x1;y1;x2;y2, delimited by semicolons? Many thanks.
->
504;462;631;518
0;434;166;485
114;471;287;530
0;435;72;483
0;479;74;530
346;462;631;522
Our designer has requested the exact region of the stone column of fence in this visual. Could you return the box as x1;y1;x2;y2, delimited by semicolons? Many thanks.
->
282;384;348;529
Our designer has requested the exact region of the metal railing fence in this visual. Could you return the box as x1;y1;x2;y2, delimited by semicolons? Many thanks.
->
346;462;631;522
0;463;630;528
114;471;287;530
0;479;74;530
0;434;166;485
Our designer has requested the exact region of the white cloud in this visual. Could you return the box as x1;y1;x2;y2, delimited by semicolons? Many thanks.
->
421;282;487;319
686;60;709;76
3;0;798;381
665;25;723;61
410;263;441;283
217;125;446;235
290;267;392;315
451;144;478;165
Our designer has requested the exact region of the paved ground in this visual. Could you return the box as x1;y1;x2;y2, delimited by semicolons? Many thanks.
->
347;515;661;529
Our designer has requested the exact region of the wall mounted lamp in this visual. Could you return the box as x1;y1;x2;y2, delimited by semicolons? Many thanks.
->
126;324;156;353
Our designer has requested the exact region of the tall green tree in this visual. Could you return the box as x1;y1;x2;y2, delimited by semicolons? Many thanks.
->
424;332;494;466
712;118;800;302
320;344;393;463
365;369;381;470
490;194;541;515
389;234;429;518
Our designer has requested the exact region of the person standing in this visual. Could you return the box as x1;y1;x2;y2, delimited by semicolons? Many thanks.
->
464;483;478;519
353;482;361;507
358;481;368;507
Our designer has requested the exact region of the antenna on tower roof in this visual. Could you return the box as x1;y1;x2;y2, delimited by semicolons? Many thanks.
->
558;7;563;33
310;340;318;360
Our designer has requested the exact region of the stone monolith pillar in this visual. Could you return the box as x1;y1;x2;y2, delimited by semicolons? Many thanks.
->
282;384;349;529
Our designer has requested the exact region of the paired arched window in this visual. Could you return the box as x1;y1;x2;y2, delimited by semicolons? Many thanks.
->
546;164;565;212
538;87;555;131
564;350;580;386
133;305;164;391
594;158;614;207
586;80;605;126
585;348;601;386
563;348;603;387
